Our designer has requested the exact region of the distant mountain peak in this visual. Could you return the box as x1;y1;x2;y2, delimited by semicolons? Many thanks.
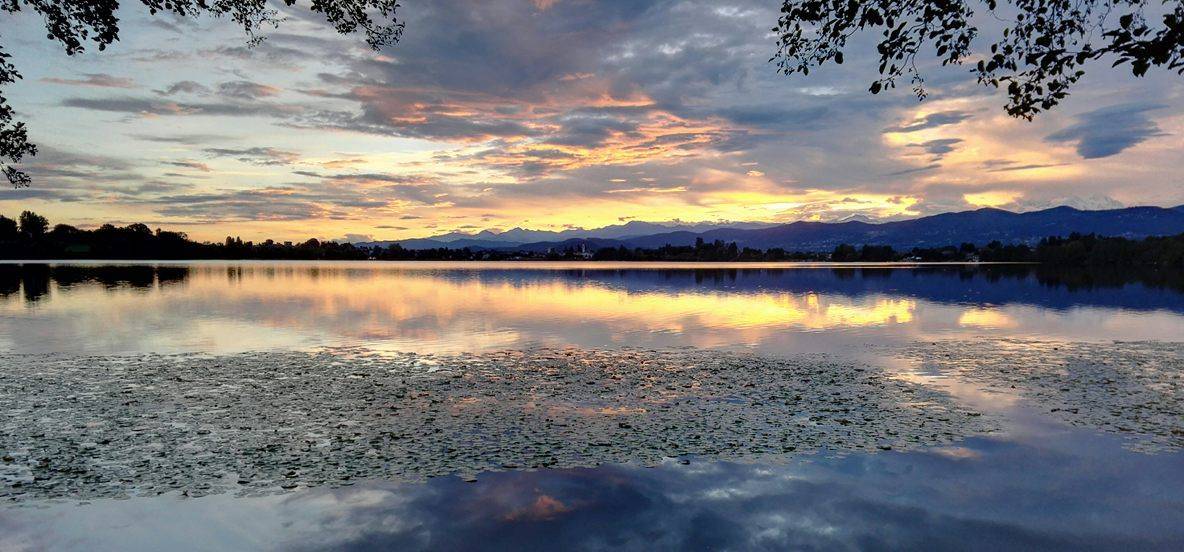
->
371;204;1184;252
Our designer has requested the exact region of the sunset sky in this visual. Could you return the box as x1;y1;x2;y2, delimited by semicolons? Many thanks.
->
2;0;1182;242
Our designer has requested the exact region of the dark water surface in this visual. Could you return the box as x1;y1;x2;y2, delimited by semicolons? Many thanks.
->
1;261;1182;551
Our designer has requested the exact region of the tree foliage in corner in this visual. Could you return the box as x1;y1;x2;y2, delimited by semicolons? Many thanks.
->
0;0;404;187
773;0;1184;117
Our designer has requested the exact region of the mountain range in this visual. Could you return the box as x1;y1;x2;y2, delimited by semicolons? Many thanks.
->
364;205;1184;253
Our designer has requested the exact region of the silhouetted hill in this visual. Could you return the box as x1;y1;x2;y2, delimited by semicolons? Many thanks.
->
373;220;778;250
610;205;1184;251
393;237;520;250
376;205;1184;252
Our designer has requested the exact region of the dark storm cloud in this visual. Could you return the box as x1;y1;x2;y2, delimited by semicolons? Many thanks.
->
1045;103;1169;159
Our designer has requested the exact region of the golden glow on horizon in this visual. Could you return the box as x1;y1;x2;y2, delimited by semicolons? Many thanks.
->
16;186;930;243
964;190;1023;208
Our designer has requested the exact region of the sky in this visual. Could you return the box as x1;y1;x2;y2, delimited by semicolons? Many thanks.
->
2;0;1182;243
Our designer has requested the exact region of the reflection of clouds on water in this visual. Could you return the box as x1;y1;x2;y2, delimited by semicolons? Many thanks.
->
896;340;1184;453
7;437;1183;550
2;263;1184;354
269;434;1183;551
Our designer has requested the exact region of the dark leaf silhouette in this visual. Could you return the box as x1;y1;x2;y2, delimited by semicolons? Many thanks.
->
772;0;1184;118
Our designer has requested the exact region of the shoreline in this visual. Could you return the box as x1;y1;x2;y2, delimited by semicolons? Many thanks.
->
0;259;1040;267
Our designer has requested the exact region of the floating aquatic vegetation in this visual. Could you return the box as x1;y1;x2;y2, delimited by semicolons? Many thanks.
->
0;347;992;502
894;340;1184;453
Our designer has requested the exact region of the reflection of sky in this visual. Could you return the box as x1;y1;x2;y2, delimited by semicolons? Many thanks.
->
3;262;1183;549
5;419;1182;551
2;262;1184;354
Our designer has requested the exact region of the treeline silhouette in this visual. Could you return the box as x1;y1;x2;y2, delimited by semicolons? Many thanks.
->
2;211;1183;267
589;235;1183;267
0;211;370;260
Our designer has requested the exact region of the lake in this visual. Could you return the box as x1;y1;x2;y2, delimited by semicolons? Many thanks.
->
1;261;1182;550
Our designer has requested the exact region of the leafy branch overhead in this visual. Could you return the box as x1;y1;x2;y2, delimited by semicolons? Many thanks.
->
772;0;1184;118
0;0;404;187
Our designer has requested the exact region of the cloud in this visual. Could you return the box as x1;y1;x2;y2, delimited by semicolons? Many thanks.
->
41;73;138;88
148;187;348;222
982;161;1067;173
203;147;302;166
13;146;139;184
605;186;687;194
155;81;211;96
907;138;963;160
218;80;281;100
330;233;376;243
164;160;212;172
60;97;299;118
130;167;472;223
885;164;941;177
1008;194;1126;212
1045;103;1169;159
714;105;831;130
130;133;235;145
0;146;154;203
884;110;974;133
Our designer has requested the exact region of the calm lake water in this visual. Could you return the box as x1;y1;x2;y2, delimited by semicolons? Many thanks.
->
1;261;1183;551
